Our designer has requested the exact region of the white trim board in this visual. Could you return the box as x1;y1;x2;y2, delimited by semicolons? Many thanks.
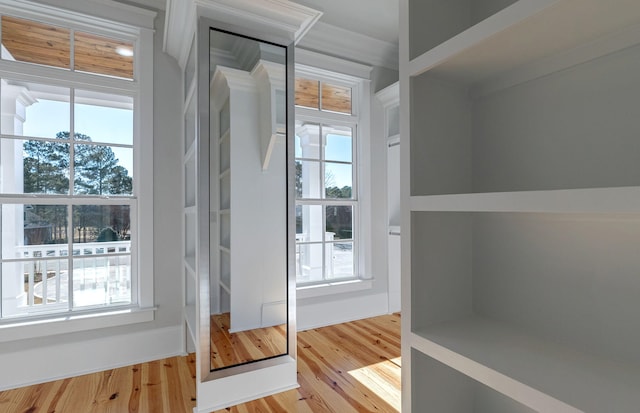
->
297;292;388;331
298;21;399;70
0;325;182;391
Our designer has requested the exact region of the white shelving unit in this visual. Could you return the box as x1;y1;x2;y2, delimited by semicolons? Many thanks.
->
376;82;401;314
400;0;640;411
183;36;198;351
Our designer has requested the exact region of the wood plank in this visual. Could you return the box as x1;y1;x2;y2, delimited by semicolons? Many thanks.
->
1;15;133;78
0;315;400;413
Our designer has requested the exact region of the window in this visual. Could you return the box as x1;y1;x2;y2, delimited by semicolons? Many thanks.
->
0;5;153;327
295;73;362;285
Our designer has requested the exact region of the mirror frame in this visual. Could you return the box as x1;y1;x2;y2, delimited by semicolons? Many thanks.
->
196;17;296;381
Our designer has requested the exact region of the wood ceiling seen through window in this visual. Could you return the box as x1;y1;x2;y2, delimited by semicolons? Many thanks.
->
1;15;134;79
295;77;352;115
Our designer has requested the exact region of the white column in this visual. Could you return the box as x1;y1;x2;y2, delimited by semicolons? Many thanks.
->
1;82;36;315
297;124;324;282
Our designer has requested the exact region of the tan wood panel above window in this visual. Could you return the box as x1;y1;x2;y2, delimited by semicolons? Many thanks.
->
295;77;319;109
1;15;70;69
321;83;351;114
295;77;352;114
1;15;133;79
74;32;133;79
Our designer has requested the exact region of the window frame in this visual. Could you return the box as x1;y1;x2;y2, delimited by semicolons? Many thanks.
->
295;63;371;289
0;0;155;340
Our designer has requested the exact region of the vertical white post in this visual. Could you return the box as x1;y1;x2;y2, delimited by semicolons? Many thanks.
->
0;83;34;316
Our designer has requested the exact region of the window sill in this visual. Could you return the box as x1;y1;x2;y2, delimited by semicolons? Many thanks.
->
297;279;373;299
0;307;156;343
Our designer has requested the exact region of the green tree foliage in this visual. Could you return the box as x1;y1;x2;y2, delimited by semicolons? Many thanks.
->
23;138;69;194
23;132;132;243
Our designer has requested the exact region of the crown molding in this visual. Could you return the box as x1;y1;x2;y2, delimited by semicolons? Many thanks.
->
297;21;398;70
375;81;399;108
164;0;322;69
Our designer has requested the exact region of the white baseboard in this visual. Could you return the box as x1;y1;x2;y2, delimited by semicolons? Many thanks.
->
0;325;183;391
297;292;389;331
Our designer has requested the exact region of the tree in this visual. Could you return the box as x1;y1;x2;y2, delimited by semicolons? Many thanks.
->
23;138;69;194
23;131;132;243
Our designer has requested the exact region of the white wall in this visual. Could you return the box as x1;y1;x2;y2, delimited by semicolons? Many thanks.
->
0;11;185;391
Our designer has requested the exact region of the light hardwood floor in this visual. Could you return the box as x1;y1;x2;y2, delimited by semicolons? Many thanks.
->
0;314;400;413
210;313;287;369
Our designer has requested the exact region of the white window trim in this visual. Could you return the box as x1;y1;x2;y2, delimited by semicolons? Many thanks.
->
295;50;372;294
0;0;156;339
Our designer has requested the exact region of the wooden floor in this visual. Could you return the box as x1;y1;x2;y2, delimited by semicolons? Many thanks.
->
0;314;401;413
210;313;287;369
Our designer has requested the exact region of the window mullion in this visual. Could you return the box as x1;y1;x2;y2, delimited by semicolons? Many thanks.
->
66;201;73;312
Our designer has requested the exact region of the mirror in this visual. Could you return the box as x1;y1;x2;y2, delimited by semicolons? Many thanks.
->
208;28;288;371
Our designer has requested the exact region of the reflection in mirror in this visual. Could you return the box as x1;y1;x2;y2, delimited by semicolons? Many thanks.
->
208;28;288;371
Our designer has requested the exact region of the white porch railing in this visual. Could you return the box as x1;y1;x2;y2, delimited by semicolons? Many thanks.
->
12;241;131;312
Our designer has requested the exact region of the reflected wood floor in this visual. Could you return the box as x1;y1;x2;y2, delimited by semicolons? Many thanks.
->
0;313;401;413
211;313;287;369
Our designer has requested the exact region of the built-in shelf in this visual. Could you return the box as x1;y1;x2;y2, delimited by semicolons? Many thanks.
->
220;129;230;143
408;0;640;86
184;255;196;275
219;246;230;254
412;317;640;412
403;0;640;411
184;304;196;344
184;141;196;164
388;225;401;236
219;281;230;295
184;205;197;214
410;187;640;213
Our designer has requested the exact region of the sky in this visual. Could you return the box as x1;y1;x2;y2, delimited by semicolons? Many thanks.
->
295;132;353;189
22;98;134;176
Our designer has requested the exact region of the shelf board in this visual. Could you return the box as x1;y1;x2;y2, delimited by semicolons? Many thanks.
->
219;208;230;215
409;0;640;87
412;317;640;413
387;134;400;147
219;280;230;294
219;246;230;254
184;304;196;344
184;205;197;214
410;187;640;213
219;168;230;179
184;140;196;164
388;225;401;236
184;255;196;275
220;129;230;143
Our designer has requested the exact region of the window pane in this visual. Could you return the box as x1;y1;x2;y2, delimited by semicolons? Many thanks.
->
74;32;134;79
74;145;133;195
295;78;319;109
2;80;70;139
72;255;131;308
325;162;352;199
326;242;354;279
325;205;353;240
324;125;353;162
1;204;68;259
74;90;133;145
0;138;69;194
2;259;68;318
295;122;320;159
321;82;351;114
296;160;322;199
1;16;70;69
72;205;131;244
296;204;323;242
296;243;323;283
